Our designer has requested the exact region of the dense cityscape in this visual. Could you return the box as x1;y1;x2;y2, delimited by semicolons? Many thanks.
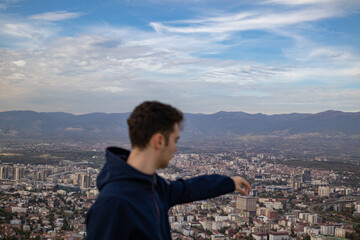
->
0;142;359;240
1;0;360;239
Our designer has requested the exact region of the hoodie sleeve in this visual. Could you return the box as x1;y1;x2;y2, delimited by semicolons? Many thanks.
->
164;174;235;208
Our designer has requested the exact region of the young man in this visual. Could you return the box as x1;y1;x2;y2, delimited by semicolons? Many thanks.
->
86;101;251;240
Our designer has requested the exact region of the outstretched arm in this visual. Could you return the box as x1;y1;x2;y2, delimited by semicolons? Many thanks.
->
164;174;252;207
165;174;235;207
231;176;251;196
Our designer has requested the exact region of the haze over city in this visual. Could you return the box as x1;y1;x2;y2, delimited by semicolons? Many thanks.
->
1;0;360;114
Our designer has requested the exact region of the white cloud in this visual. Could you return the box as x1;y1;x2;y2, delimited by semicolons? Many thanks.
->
0;15;59;48
0;0;21;10
29;11;83;21
98;87;126;93
0;1;359;113
150;8;340;34
307;47;353;60
1;28;359;113
263;0;360;7
12;60;26;66
149;0;360;36
264;0;332;5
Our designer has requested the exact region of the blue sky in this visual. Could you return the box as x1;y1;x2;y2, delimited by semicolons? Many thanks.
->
0;0;359;114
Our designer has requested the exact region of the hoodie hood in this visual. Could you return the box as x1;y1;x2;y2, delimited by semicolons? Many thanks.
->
97;147;154;191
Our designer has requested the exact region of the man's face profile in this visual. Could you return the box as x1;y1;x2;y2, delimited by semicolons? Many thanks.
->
158;123;180;168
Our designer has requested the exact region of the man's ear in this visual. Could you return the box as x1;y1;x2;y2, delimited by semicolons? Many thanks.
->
151;133;165;150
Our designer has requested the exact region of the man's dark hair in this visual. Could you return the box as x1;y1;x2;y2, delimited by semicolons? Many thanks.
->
127;101;184;149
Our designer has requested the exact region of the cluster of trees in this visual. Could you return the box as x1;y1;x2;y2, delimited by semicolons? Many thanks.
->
0;208;13;224
0;228;32;240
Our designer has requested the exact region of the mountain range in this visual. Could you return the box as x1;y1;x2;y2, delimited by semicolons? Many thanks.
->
0;110;359;141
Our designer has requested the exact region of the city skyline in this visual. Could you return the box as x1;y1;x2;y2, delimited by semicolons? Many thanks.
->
1;0;360;114
1;148;359;239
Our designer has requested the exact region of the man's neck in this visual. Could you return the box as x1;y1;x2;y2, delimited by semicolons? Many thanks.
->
127;147;158;175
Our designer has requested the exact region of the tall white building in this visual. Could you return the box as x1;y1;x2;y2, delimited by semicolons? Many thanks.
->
0;165;10;179
269;232;290;240
301;169;311;183
299;212;309;222
335;228;346;237
186;215;194;222
78;173;91;189
34;169;47;181
211;221;222;230
346;188;353;195
304;226;320;235
356;204;360;213
169;216;175;224
14;166;24;180
289;178;301;190
320;225;335;236
318;186;330;197
308;214;318;224
236;196;257;216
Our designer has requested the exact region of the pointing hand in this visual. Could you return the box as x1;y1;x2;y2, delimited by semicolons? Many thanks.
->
232;176;251;196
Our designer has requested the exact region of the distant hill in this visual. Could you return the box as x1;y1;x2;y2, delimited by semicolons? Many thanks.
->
184;110;360;137
0;111;130;141
0;110;359;141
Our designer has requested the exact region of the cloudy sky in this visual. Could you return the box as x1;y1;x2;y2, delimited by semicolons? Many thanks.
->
1;0;359;114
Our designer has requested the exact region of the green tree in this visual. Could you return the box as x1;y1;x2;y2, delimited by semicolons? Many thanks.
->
61;217;72;231
354;224;360;234
246;234;255;240
290;228;297;238
303;234;311;240
346;232;355;240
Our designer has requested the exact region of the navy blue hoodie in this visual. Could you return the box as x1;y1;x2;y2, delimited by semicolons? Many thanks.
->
86;147;235;239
